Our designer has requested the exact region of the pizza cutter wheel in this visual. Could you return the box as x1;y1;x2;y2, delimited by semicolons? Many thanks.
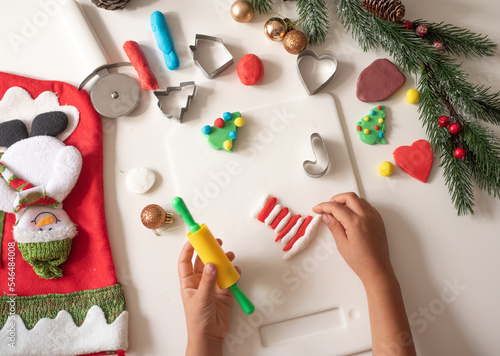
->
79;62;140;118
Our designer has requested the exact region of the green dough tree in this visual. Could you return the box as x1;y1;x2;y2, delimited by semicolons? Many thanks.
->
356;105;387;145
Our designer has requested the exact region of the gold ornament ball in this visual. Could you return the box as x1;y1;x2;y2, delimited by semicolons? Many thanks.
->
230;0;254;23
264;17;288;42
141;204;167;230
283;30;307;54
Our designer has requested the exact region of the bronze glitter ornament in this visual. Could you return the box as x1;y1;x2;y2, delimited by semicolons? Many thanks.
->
283;30;307;54
141;204;175;236
264;17;288;41
230;0;254;23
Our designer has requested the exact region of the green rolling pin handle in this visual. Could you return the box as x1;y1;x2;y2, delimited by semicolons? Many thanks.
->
172;197;200;234
228;282;255;315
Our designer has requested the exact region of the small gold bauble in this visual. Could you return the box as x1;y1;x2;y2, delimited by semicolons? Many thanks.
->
141;204;167;230
283;30;307;54
264;17;287;42
230;0;254;23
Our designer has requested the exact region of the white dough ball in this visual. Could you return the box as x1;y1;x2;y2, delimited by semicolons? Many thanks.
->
126;167;156;194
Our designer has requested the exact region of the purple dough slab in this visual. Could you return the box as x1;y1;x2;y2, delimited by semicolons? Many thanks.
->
356;59;406;102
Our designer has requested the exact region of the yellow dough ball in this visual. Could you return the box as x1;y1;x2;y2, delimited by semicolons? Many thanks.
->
378;161;395;177
223;140;233;151
234;117;245;127
406;89;420;104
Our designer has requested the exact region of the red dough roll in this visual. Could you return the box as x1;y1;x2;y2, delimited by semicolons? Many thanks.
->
123;40;159;90
237;54;264;86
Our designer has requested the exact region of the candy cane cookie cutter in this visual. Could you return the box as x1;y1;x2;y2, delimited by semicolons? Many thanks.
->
303;133;330;178
189;34;234;79
153;81;197;123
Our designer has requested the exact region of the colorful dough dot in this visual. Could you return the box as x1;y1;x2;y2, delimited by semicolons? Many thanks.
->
229;130;237;139
377;105;382;110
234;117;245;127
406;89;420;104
364;128;370;134
371;110;375;115
378;161;394;177
223;112;232;121
379;132;384;138
214;118;225;128
378;118;384;124
375;125;380;130
364;116;369;121
223;140;232;151
357;125;362;131
201;125;212;135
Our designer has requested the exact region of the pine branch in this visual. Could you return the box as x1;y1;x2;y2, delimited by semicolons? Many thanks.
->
335;0;500;215
440;141;475;215
297;0;330;45
462;121;500;197
250;0;272;14
413;20;497;58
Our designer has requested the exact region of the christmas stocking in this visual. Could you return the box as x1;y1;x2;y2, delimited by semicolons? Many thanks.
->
0;72;128;355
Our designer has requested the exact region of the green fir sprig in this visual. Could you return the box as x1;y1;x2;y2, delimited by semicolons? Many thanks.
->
297;0;330;45
250;0;273;14
336;0;500;215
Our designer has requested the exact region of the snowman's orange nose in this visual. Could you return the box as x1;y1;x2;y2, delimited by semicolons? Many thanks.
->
37;216;55;227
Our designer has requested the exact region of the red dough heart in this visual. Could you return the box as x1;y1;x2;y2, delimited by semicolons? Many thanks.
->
393;140;434;182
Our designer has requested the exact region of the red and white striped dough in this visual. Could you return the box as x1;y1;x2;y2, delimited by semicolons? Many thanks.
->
253;194;322;260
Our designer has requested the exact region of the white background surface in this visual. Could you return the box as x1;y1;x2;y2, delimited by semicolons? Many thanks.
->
1;0;500;355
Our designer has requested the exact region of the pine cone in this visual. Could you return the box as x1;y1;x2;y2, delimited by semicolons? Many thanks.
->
91;0;131;10
362;0;405;23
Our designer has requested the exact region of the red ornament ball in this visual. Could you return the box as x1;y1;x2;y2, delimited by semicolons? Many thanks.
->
214;118;225;128
401;20;413;30
416;25;428;37
438;115;450;127
454;147;466;159
237;54;264;86
433;41;444;51
449;123;461;135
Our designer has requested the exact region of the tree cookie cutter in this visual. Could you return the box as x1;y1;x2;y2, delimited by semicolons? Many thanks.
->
153;81;197;123
297;50;338;96
189;34;234;79
303;133;330;177
79;62;141;118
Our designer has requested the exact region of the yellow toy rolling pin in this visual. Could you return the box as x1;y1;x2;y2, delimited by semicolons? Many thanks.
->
172;197;255;315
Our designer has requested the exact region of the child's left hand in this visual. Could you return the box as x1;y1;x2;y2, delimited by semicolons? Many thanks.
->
178;239;239;356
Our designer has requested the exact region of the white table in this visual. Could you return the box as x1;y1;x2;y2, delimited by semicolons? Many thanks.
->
1;0;500;355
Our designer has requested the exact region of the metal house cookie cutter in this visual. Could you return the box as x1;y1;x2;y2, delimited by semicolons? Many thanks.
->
303;133;330;177
297;50;338;96
189;34;234;79
153;81;197;123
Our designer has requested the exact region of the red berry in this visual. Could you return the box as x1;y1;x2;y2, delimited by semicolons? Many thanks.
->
454;147;466;160
438;115;450;127
214;118;225;128
416;25;428;37
449;123;461;135
433;41;444;51
401;20;413;30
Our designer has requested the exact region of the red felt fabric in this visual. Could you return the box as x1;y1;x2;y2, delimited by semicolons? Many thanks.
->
0;72;118;296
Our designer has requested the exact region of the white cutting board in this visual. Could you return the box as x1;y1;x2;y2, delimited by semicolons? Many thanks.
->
165;94;371;356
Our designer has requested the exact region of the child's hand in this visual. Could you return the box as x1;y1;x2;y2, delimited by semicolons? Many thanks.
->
178;239;238;356
313;192;394;285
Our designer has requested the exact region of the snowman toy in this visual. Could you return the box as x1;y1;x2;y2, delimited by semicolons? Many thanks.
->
0;107;82;279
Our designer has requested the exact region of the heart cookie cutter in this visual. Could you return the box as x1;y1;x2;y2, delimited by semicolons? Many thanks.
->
154;81;197;123
297;50;338;96
303;133;330;178
189;34;234;79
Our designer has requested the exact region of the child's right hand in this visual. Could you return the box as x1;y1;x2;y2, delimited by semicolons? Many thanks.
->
313;192;394;286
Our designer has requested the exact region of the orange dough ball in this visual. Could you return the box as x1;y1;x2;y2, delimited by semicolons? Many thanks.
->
237;54;264;86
